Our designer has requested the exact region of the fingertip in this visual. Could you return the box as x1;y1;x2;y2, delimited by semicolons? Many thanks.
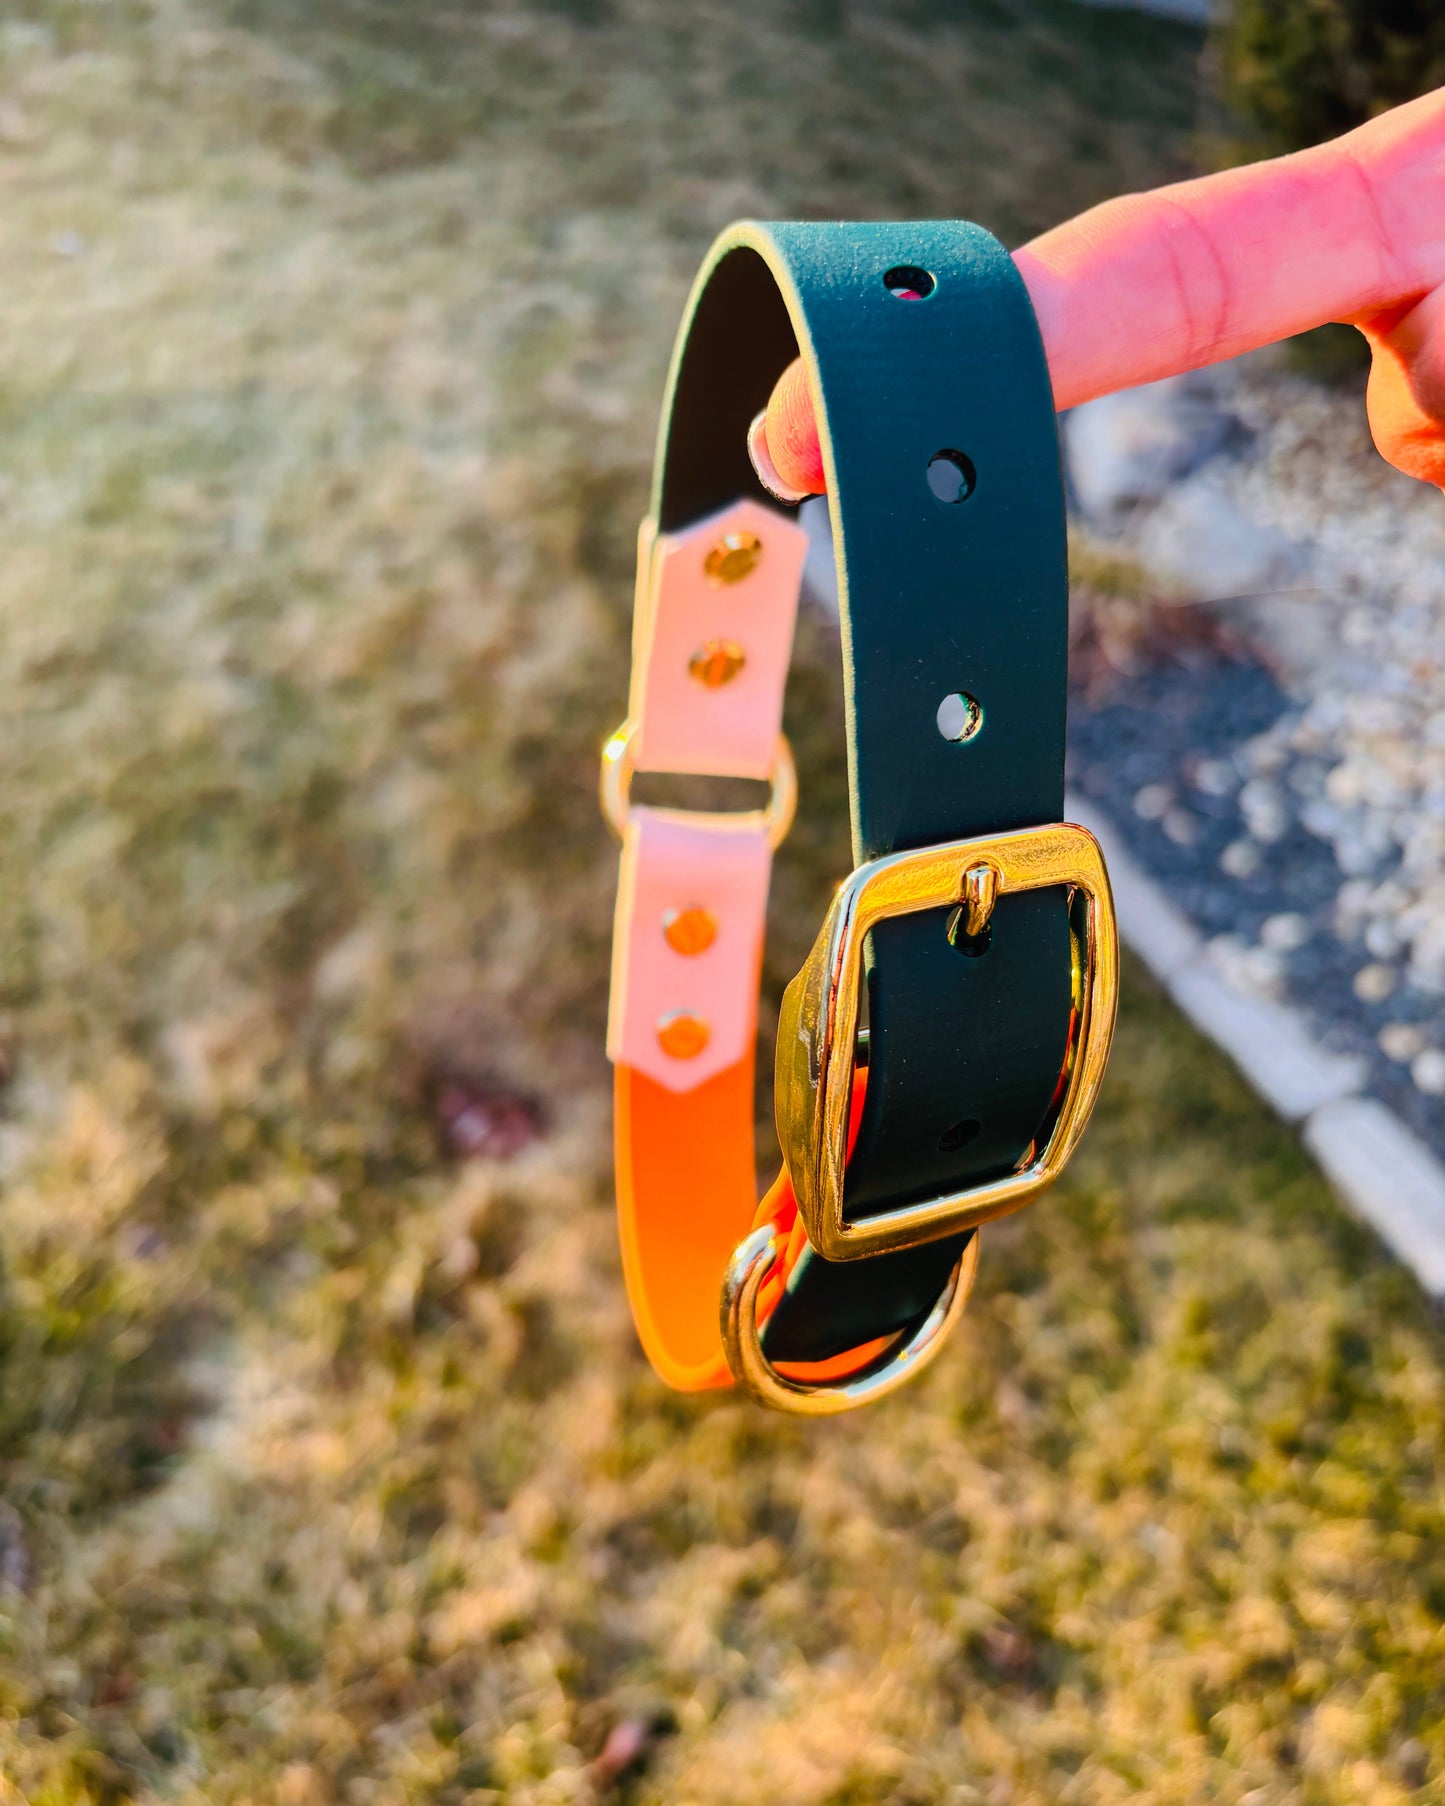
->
1363;296;1445;490
764;359;826;496
1369;398;1445;488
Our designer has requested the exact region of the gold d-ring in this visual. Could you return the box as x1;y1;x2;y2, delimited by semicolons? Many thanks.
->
600;718;797;850
719;1226;979;1415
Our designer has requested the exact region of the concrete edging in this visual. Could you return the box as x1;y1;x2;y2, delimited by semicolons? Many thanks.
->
1068;792;1445;1301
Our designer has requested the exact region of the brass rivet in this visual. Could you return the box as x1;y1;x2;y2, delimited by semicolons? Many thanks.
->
688;639;747;689
704;530;763;585
657;1010;710;1059
663;906;718;956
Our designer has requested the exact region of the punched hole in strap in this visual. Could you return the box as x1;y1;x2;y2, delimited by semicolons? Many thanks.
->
937;691;984;744
927;449;976;503
946;910;992;958
883;264;935;301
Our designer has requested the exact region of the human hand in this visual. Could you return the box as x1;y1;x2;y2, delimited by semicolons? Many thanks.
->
754;87;1445;496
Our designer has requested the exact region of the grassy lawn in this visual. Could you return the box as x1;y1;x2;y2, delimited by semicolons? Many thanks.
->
0;2;1441;1801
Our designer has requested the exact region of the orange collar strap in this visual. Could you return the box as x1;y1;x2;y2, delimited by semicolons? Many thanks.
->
604;499;883;1391
602;494;978;1406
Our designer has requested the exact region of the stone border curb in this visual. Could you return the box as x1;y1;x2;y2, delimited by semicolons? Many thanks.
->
1068;792;1445;1301
1303;1100;1445;1298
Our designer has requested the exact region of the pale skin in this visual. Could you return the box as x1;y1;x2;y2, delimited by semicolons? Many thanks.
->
757;87;1445;497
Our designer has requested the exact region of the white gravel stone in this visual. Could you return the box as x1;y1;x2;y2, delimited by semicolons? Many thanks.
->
1136;467;1303;599
1162;807;1197;846
1190;757;1236;797
1239;778;1288;844
1133;782;1172;821
1380;1023;1425;1062
1353;963;1397;1003
1065;373;1238;526
1260;913;1310;953
1365;919;1402;960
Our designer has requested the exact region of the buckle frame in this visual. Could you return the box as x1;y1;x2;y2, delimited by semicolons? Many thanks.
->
775;823;1118;1262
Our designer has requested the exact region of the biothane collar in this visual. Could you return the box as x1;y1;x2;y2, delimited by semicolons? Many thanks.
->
603;220;1117;1413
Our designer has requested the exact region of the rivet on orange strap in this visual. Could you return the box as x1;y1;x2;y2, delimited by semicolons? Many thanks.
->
656;1011;709;1060
662;906;718;956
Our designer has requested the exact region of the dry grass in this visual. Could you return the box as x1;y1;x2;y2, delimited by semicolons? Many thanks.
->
0;2;1441;1801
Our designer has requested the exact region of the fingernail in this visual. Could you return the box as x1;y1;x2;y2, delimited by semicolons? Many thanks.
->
747;410;809;505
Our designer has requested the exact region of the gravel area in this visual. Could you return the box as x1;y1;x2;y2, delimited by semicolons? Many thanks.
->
1068;353;1445;1154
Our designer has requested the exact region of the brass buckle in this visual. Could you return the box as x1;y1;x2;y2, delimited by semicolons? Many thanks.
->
774;822;1118;1261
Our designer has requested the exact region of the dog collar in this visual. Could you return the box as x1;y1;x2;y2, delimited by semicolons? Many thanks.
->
603;220;1118;1413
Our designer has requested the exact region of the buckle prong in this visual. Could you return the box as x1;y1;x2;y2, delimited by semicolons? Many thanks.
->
961;860;1000;939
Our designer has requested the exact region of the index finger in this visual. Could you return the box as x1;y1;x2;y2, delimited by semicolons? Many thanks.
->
1018;85;1445;411
760;88;1445;493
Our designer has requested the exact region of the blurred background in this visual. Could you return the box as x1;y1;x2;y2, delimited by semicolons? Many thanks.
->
0;2;1443;1801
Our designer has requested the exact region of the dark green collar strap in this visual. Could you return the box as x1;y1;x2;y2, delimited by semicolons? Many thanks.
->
656;221;1073;1363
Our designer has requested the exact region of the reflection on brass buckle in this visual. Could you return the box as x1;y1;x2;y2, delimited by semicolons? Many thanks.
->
774;823;1118;1262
